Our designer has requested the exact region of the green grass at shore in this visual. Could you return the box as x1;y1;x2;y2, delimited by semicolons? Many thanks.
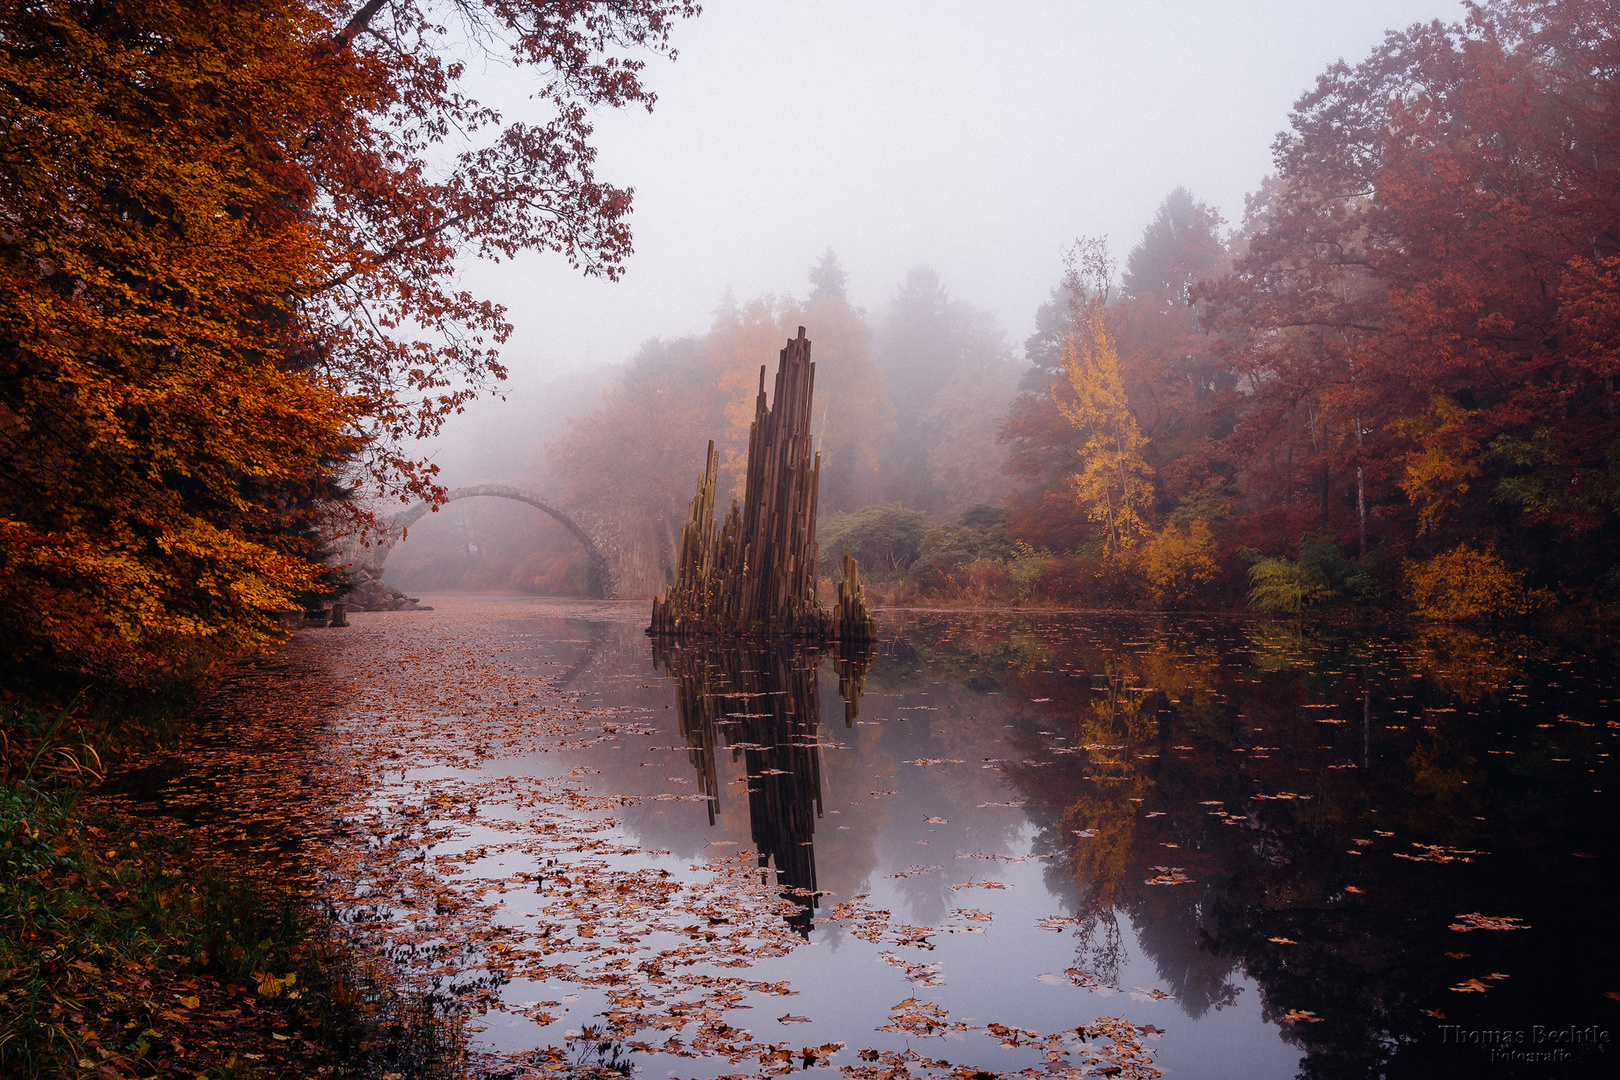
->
1;697;466;1080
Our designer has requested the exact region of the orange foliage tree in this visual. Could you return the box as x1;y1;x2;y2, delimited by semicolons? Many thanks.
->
0;0;696;685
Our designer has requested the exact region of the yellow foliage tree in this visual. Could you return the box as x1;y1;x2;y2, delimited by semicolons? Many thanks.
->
704;295;806;498
1055;316;1155;552
1394;396;1480;534
1137;519;1218;608
1405;544;1540;620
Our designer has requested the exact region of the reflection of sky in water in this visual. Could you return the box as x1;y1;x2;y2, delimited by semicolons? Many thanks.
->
419;601;1615;1078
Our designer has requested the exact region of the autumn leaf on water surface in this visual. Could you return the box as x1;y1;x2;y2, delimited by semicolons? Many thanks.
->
1397;844;1487;864
1449;913;1530;932
924;816;947;824
1281;1010;1323;1023
1144;867;1191;885
1451;979;1491;993
1268;937;1298;945
778;1014;811;1024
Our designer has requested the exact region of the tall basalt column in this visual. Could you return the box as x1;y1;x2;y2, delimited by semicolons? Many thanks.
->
649;327;874;640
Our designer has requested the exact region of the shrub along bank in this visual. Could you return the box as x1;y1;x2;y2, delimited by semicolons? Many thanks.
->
822;502;1579;622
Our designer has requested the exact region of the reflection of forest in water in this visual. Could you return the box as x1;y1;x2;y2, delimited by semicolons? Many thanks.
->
651;639;874;934
546;611;1615;1077
873;615;1617;1079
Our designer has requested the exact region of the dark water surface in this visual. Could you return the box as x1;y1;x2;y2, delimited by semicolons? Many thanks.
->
119;598;1620;1078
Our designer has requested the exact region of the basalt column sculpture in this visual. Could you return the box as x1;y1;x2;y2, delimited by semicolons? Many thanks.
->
648;327;876;640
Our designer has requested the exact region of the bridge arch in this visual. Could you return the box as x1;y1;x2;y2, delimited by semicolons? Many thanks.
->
384;485;618;599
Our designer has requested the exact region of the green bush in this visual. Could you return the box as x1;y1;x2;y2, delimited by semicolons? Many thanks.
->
820;504;929;576
1244;534;1382;614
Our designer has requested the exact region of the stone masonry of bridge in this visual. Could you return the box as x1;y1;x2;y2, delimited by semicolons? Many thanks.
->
338;485;668;608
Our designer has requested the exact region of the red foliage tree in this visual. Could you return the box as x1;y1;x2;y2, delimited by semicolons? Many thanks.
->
1201;0;1620;589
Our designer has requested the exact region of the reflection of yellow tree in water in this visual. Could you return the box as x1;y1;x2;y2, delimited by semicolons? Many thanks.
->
1057;669;1158;983
1406;626;1534;704
652;640;873;934
1050;634;1224;983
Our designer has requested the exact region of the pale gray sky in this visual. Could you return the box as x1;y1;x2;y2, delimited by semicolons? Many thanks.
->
440;0;1465;471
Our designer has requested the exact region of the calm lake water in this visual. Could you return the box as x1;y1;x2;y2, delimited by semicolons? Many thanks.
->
112;597;1618;1078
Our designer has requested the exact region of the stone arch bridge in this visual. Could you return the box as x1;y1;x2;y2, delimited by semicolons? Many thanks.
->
341;484;666;606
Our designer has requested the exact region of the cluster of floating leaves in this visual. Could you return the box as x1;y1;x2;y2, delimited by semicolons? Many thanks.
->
107;599;1618;1075
109;603;1179;1079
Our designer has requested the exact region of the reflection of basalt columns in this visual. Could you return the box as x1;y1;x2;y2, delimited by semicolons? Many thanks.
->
649;328;876;640
653;640;872;932
833;636;874;726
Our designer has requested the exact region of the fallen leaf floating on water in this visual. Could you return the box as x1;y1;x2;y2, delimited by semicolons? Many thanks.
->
1281;1009;1324;1022
1451;979;1491;993
1065;967;1109;990
1268;937;1299;945
880;952;945;986
951;908;993;923
876;997;959;1038
904;758;964;766
777;1014;811;1024
1397;844;1488;864
924;816;947;824
1144;867;1191;886
977;801;1025;808
1449;913;1531;932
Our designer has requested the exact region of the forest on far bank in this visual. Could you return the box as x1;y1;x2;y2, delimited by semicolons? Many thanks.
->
407;0;1620;623
3;0;1618;705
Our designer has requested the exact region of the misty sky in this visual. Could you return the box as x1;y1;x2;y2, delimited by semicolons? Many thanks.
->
439;0;1466;470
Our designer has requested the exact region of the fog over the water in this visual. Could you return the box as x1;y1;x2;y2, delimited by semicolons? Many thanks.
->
412;0;1464;492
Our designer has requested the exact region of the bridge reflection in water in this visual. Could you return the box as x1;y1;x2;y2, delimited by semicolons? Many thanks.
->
651;639;874;934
